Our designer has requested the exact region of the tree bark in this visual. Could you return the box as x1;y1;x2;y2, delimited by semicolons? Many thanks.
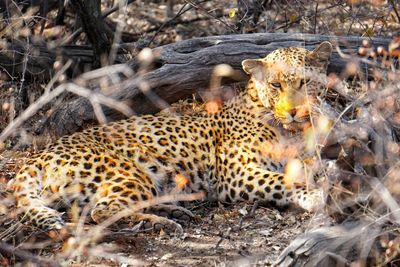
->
70;0;111;68
29;33;391;137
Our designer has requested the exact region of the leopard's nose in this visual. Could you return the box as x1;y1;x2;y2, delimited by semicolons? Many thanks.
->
288;108;297;117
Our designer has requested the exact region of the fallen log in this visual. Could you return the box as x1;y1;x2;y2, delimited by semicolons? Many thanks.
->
28;33;391;137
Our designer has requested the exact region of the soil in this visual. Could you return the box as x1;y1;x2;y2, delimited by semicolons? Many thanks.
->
103;206;313;267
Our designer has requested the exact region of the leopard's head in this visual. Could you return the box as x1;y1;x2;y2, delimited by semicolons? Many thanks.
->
242;42;332;130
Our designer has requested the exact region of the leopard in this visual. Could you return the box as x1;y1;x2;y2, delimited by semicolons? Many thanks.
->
9;41;333;233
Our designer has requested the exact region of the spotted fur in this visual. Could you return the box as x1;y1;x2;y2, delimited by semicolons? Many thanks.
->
9;42;332;232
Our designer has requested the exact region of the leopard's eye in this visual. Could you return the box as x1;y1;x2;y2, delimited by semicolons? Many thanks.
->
269;82;281;89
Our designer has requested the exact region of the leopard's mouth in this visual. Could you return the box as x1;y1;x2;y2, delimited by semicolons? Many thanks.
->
273;111;311;131
274;110;309;123
283;114;309;123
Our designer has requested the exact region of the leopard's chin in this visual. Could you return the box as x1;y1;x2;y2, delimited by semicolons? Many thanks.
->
282;121;311;132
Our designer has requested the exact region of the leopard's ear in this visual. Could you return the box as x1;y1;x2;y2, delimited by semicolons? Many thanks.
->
306;41;332;70
242;59;265;81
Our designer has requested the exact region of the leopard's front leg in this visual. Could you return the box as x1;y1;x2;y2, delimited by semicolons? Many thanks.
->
147;204;195;222
218;168;324;212
91;197;184;234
